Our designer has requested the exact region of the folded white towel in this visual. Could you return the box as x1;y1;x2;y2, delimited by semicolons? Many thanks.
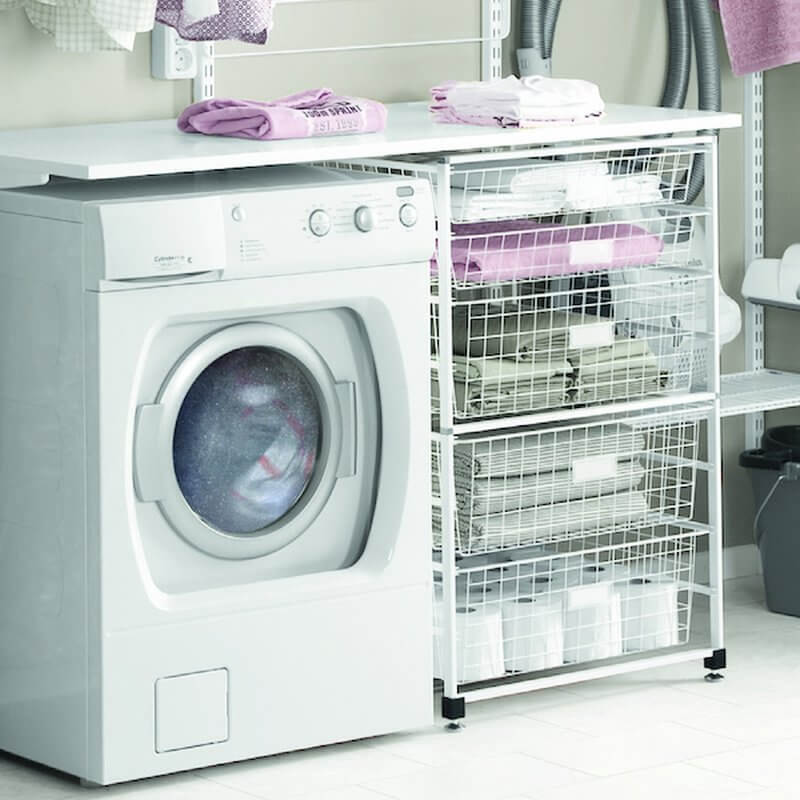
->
441;76;605;124
450;160;661;219
566;174;664;211
451;189;565;221
451;159;606;193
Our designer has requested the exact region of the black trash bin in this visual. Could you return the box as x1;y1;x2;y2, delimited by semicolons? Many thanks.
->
740;426;800;617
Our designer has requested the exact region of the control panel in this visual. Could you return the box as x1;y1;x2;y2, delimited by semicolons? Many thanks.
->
222;176;434;277
84;169;435;285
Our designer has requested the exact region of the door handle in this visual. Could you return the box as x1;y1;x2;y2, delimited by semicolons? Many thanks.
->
335;382;357;478
134;404;166;501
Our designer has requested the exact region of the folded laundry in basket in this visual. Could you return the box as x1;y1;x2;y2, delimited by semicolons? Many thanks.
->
462;460;646;515
566;174;664;211
450;159;662;214
451;305;581;360
570;338;656;368
433;490;649;550
451;159;608;193
178;89;388;141
575;375;663;404
432;218;664;283
450;189;565;221
453;425;646;478
452;354;572;383
449;375;573;416
570;337;665;402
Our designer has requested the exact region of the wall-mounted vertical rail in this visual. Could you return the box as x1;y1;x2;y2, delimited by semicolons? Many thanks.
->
744;72;765;449
481;0;506;81
192;43;216;103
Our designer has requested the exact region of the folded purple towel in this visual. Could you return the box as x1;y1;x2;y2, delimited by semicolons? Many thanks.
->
157;0;273;44
431;219;664;283
178;90;389;141
717;0;800;75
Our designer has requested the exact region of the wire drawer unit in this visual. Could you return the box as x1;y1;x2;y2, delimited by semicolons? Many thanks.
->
326;132;725;719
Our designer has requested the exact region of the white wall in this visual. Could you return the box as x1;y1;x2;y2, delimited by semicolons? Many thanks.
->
0;1;482;128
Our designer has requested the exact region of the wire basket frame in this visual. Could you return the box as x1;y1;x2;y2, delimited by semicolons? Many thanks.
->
324;137;712;226
432;523;702;682
431;261;713;420
432;405;704;556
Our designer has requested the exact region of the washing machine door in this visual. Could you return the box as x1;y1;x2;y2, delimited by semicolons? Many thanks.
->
134;323;350;560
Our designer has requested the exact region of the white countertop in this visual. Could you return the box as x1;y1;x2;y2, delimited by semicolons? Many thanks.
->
0;102;741;188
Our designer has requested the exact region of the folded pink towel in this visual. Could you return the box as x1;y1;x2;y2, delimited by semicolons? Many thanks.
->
432;219;664;283
178;89;388;141
717;0;800;75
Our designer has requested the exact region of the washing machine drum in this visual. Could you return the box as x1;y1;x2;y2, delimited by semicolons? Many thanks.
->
136;322;358;560
173;346;321;536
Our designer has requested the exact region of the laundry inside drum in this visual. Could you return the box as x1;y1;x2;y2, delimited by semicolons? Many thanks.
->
172;346;322;535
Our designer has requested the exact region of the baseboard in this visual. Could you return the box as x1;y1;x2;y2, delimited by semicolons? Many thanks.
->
696;544;762;582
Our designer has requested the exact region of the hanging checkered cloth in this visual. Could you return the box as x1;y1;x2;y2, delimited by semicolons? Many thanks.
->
0;0;157;51
156;0;273;44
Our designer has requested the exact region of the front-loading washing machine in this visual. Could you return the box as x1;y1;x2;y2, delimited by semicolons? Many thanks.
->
0;165;435;784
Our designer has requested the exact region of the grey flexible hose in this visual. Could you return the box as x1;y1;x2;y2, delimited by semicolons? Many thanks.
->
519;0;544;51
662;0;691;108
542;0;561;60
686;0;721;203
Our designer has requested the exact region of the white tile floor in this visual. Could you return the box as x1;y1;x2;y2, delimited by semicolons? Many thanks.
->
3;574;799;800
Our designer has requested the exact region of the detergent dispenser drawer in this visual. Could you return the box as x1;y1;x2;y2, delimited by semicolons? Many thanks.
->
85;196;227;287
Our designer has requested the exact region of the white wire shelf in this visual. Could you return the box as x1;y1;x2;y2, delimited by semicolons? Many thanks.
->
720;369;800;418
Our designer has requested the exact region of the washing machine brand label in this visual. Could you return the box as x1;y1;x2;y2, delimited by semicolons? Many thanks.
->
153;255;194;270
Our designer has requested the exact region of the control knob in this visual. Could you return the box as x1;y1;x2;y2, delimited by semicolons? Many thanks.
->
354;206;375;233
399;203;418;228
309;209;331;237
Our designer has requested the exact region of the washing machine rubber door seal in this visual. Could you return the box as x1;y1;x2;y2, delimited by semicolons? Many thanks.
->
133;322;346;560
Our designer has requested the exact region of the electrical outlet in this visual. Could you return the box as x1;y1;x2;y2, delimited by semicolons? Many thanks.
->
151;23;198;80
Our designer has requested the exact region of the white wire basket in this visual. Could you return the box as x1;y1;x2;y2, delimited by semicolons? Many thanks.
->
432;523;702;682
431;258;712;420
432;404;704;556
324;140;707;224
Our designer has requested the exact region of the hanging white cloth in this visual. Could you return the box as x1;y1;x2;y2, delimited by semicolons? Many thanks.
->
0;0;158;51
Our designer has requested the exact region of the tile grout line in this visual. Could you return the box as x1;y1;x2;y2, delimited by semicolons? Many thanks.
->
687;760;774;792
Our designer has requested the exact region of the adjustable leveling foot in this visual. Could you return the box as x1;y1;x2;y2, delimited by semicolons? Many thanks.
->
704;648;727;682
442;696;465;730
